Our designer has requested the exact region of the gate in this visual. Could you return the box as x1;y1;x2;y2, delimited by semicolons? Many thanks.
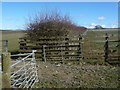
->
1;50;38;88
42;44;82;63
19;35;82;62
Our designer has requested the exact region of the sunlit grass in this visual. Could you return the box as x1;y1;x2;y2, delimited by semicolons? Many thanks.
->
0;73;2;89
2;31;25;52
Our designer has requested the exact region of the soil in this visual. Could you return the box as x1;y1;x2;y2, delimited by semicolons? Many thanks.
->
34;61;119;88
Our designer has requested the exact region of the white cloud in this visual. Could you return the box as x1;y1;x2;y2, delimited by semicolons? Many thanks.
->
90;23;97;26
106;23;118;28
98;16;105;20
87;23;97;28
101;25;106;28
87;23;107;29
111;24;118;28
84;22;118;29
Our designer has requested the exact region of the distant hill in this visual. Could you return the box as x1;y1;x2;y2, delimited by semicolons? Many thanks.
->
0;28;87;36
0;30;26;34
69;26;87;36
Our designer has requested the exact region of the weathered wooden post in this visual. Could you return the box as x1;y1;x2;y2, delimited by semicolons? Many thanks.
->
32;50;37;61
5;40;8;52
2;40;8;52
2;52;11;88
43;45;46;62
78;34;82;61
65;35;69;60
104;33;109;62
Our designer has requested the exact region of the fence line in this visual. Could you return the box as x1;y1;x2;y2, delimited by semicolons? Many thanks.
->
104;33;109;62
43;44;82;62
81;31;119;64
104;33;120;64
19;32;119;64
19;35;83;62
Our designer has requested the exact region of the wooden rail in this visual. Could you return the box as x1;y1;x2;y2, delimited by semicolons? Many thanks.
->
104;33;120;64
82;31;119;64
19;33;119;64
19;35;82;62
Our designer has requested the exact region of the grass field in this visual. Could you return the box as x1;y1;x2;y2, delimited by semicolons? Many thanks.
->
1;29;119;88
1;29;118;53
2;30;25;52
81;29;119;64
0;74;1;89
1;29;119;64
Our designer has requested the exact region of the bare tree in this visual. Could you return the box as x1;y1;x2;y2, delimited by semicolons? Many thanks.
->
25;10;85;40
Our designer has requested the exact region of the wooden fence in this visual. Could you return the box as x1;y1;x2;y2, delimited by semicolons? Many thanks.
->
19;35;82;62
82;32;106;61
81;30;119;64
19;32;119;64
104;33;120;64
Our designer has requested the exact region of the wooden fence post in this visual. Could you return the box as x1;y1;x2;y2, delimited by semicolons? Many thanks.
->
2;52;11;88
65;35;69;60
104;33;109;62
78;34;82;61
43;45;46;62
5;40;8;52
2;40;8;52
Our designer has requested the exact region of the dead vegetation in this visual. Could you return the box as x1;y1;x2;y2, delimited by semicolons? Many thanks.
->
34;61;119;88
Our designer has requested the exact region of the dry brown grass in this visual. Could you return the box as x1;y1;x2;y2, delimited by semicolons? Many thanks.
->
34;61;119;88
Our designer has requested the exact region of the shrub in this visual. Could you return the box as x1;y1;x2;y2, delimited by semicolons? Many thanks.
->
25;10;85;40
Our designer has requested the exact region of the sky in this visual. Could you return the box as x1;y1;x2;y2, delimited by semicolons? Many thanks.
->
1;2;118;30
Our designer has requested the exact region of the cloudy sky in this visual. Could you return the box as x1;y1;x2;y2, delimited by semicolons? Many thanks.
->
1;2;118;30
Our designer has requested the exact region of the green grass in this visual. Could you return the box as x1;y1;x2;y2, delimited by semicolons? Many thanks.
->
2;30;25;52
1;29;119;57
0;73;1;89
82;29;119;63
1;29;119;88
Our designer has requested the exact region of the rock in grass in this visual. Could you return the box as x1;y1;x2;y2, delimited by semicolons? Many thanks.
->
56;64;61;67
